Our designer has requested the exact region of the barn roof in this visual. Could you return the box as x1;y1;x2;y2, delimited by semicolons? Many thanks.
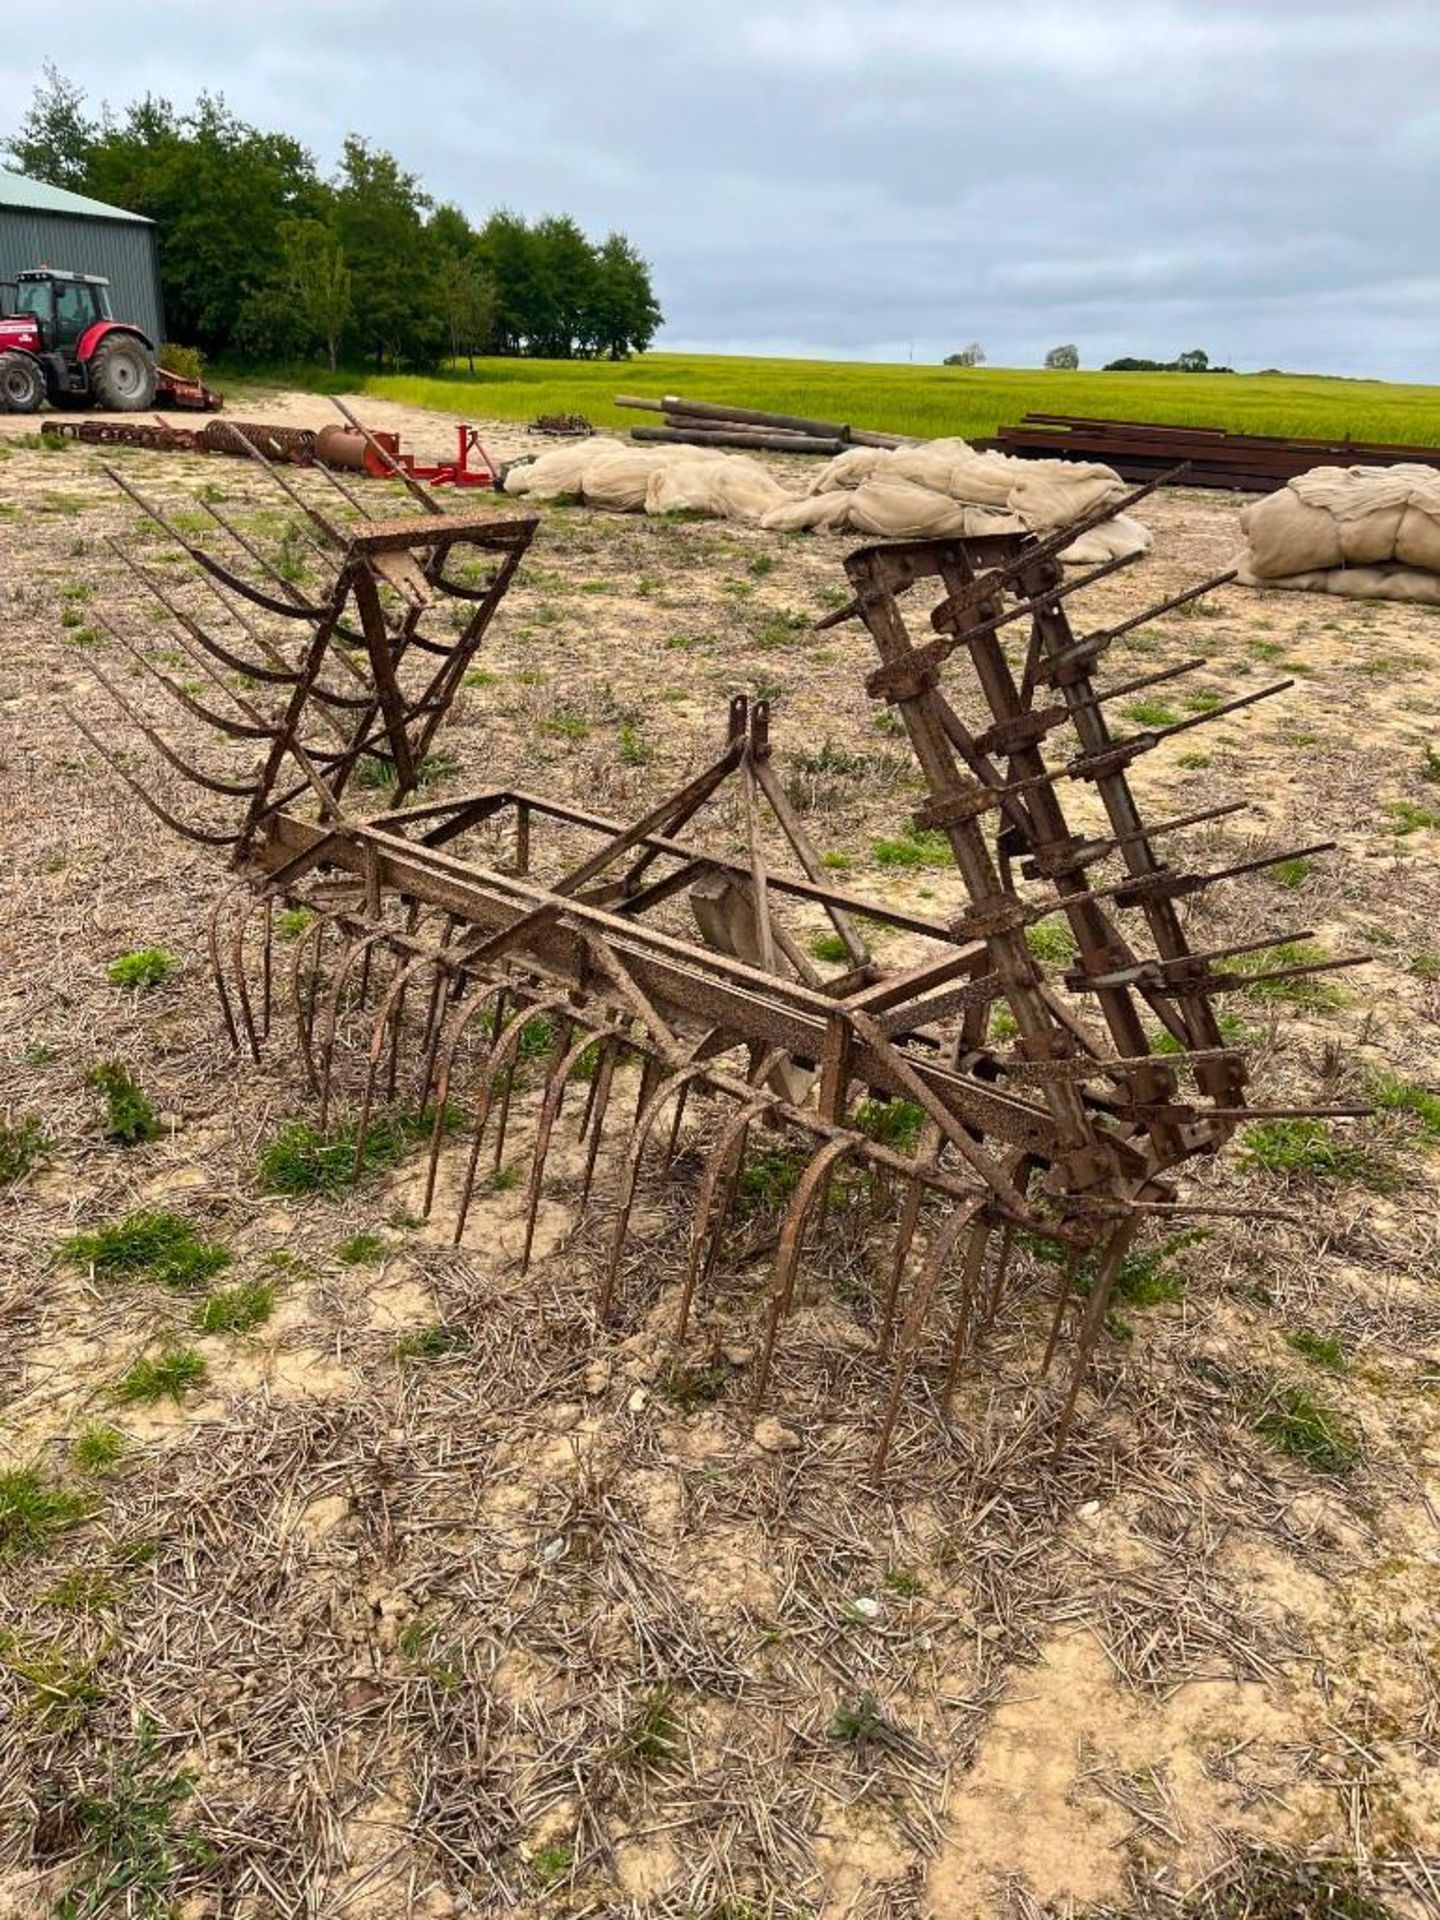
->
0;168;152;225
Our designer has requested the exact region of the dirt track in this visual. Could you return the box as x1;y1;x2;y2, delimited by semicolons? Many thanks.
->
2;398;1438;1917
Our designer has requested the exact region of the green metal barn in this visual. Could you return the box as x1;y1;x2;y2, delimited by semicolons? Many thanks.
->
0;168;164;343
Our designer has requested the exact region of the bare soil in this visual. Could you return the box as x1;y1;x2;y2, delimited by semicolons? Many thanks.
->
1;394;1438;1919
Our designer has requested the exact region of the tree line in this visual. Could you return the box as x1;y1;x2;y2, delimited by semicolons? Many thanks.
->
6;67;664;367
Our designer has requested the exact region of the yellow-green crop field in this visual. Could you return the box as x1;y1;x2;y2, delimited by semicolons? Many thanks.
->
325;350;1440;446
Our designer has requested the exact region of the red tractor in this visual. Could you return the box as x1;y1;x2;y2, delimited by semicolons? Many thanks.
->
0;266;161;412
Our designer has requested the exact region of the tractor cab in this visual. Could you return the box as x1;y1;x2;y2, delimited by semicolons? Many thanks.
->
12;269;115;352
0;265;156;413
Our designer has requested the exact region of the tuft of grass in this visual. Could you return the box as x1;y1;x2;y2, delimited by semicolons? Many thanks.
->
883;1567;926;1599
257;1108;444;1195
613;1685;682;1771
1239;1119;1399;1192
72;1426;126;1476
0;1470;93;1562
1369;1071;1440;1139
34;1715;197;1918
274;907;314;939
531;1842;573;1884
44;1568;124;1612
0;1113;48;1185
537;708;590;741
820;849;853;871
89;1062;162;1146
829;1690;887;1745
1411;949;1440;984
1230;940;1343;1010
872;826;950;869
855;1097;925;1155
1287;1327;1348;1373
62;1212;230;1292
810;931;850;964
736;1141;809;1212
1421;743;1440;784
658;1361;731;1410
112;1348;208;1406
1123;698;1180;728
1025;920;1079;966
336;1231;387;1265
395;1323;472;1363
753;608;810;649
106;948;176;992
1384;798;1440;836
1253;1382;1359;1474
193;1282;274;1336
1269;857;1313;890
617;721;650;767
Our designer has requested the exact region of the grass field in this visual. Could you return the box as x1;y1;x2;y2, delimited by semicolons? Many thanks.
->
228;350;1440;445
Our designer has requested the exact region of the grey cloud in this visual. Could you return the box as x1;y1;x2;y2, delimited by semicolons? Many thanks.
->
2;0;1437;375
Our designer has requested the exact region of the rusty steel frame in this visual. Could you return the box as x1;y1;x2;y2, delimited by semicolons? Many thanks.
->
75;445;1366;1476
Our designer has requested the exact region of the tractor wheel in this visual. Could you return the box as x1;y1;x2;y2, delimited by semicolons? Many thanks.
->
87;334;157;412
0;352;44;414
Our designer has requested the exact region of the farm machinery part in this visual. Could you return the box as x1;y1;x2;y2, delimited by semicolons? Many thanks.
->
71;444;1366;1474
48;404;496;487
0;265;221;414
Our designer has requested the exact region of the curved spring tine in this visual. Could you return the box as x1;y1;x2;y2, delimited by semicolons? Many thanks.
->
1040;1250;1083;1378
351;945;446;1178
871;1196;985;1483
751;1134;857;1410
981;1221;1017;1330
66;706;241;846
412;914;461;1111
290;905;353;1094
1054;1220;1138;1457
673;1093;774;1348
260;895;274;1038
422;980;510;1218
205;885;244;1050
385;899;425;1102
94;616;276;741
452;992;575;1246
232;882;284;1061
876;1120;943;1357
597;1061;716;1322
229;883;276;1063
88;659;260;798
577;1038;621;1214
940;1214;995;1413
317;928;393;1129
520;1026;608;1275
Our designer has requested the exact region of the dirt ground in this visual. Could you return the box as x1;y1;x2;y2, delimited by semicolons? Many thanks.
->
1;393;1439;1920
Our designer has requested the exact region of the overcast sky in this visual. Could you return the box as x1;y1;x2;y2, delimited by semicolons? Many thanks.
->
3;1;1438;378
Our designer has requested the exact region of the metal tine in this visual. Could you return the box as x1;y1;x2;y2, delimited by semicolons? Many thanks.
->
1102;678;1293;754
413;917;463;1114
598;1061;717;1321
1053;1221;1138;1457
520;1026;609;1275
107;536;303;690
876;1120;943;1357
1090;656;1208;708
452;993;575;1246
673;1092;777;1347
351;944;445;1178
1041;1249;1084;1376
871;1196;986;1482
209;417;347;549
259;895;274;1040
385;901;425;1102
1023;800;1249;879
938;1215;994;1413
64;705;241;848
290;906;352;1094
577;1038;621;1217
92;609;275;744
317;928;393;1129
205;886;243;1050
229;885;267;1063
85;656;259;800
1065;567;1238;659
330;395;445;516
751;1135;858;1409
422;980;510;1218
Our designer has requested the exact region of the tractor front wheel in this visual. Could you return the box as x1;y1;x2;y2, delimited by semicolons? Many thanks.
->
0;352;45;414
88;335;157;412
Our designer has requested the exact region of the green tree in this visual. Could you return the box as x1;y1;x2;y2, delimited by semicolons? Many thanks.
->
278;220;351;369
1045;343;1079;370
585;232;663;359
428;204;498;369
334;137;445;368
475;209;542;353
530;214;596;357
944;343;985;367
6;62;95;191
1177;348;1210;372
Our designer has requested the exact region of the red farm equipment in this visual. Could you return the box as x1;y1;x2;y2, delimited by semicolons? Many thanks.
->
0;267;221;414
